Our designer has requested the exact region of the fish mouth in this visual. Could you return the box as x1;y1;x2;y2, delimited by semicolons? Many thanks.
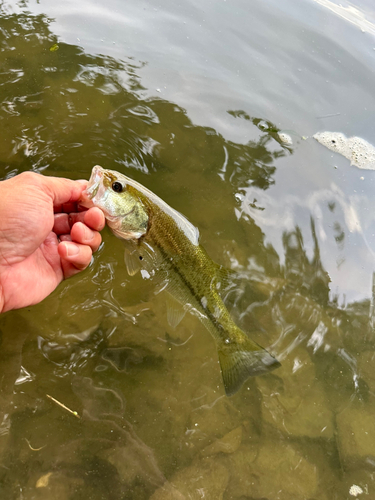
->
85;165;104;200
80;165;105;209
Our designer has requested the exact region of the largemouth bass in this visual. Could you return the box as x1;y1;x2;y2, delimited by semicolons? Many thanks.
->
83;165;280;395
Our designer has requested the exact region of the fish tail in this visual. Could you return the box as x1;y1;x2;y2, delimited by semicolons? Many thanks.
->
218;337;280;396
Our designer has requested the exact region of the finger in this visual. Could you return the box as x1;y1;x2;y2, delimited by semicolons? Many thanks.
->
64;207;105;230
77;204;89;212
83;207;106;231
63;212;86;227
53;214;70;235
59;235;72;242
58;241;93;271
54;208;105;237
61;261;87;279
70;222;102;252
55;206;105;229
41;176;86;207
61;201;78;214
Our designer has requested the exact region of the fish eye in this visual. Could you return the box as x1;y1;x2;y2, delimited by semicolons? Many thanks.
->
112;181;123;193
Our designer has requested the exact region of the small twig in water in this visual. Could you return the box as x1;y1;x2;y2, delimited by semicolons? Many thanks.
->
46;394;80;419
24;438;46;452
316;112;341;119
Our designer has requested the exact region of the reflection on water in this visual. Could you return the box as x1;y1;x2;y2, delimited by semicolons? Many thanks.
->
1;2;375;499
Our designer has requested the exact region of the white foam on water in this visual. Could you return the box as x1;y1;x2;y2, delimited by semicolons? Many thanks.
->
313;131;375;170
349;484;364;497
277;132;293;145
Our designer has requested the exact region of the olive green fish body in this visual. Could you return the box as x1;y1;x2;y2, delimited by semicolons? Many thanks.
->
125;193;252;342
84;165;280;395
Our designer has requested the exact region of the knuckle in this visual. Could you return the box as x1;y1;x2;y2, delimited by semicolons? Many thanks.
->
18;171;40;184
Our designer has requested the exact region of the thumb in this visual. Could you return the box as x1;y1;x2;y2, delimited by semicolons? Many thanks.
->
40;175;86;207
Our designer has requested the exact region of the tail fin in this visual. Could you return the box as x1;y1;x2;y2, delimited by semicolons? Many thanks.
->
218;338;280;396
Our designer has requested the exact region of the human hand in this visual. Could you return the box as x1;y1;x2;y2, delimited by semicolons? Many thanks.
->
0;171;105;313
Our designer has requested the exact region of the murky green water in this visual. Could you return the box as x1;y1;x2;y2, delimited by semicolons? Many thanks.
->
1;0;375;498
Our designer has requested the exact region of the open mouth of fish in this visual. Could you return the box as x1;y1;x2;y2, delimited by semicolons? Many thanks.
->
85;165;104;200
80;165;106;209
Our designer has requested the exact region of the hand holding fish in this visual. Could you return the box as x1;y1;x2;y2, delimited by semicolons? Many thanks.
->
0;171;105;313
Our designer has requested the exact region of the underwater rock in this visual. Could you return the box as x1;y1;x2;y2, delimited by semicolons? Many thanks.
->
200;425;243;456
100;443;165;489
358;351;375;393
336;469;374;498
150;457;229;500
257;349;334;438
336;403;375;467
71;377;125;418
185;386;245;452
226;440;318;499
313;131;375;170
342;469;373;498
31;472;84;499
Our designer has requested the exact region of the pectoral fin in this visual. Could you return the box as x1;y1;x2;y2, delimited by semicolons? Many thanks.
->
124;246;142;276
218;339;280;396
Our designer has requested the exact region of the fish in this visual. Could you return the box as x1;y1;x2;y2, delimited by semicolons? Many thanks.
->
82;165;280;396
313;131;375;170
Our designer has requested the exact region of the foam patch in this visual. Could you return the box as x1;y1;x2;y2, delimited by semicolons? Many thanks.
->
277;132;293;145
313;131;375;170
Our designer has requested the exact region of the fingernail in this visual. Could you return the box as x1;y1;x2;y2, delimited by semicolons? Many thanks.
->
66;243;80;256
